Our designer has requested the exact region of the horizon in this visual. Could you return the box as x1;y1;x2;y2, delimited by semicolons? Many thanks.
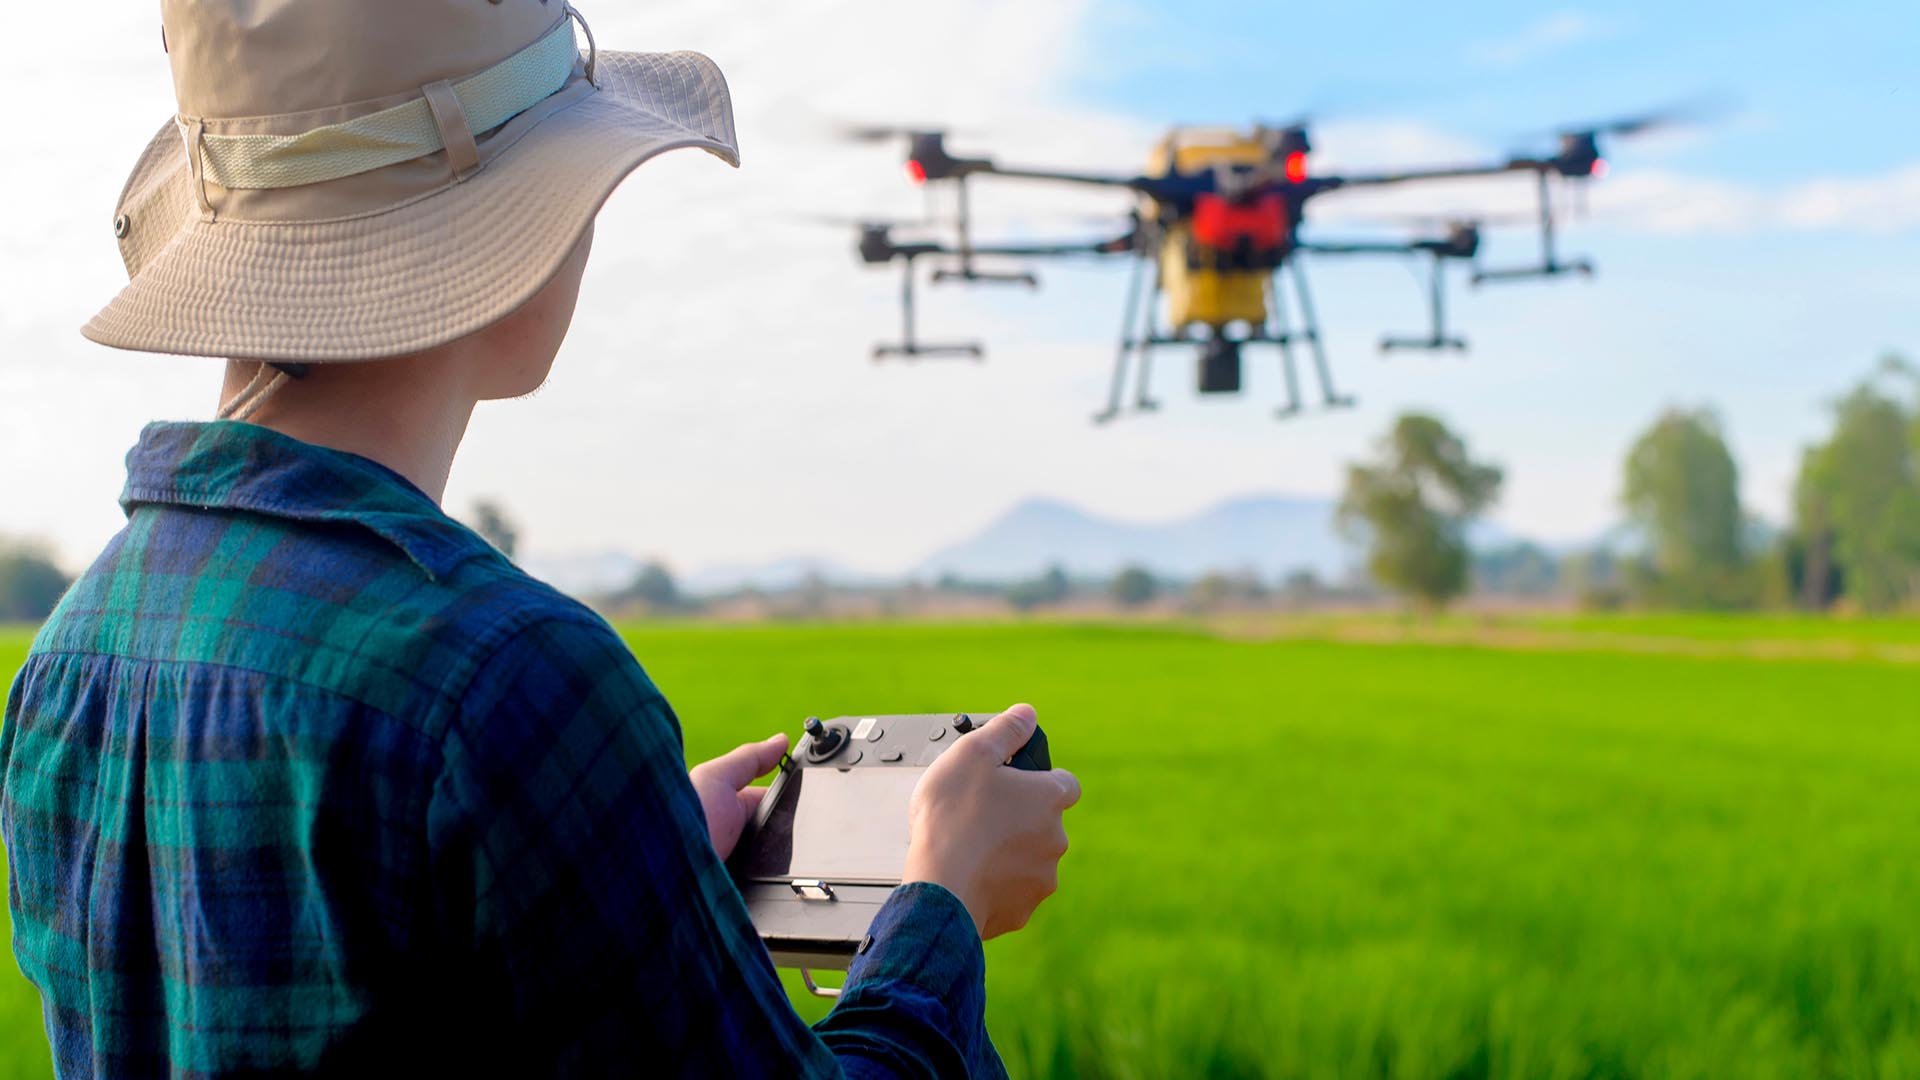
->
525;487;1639;597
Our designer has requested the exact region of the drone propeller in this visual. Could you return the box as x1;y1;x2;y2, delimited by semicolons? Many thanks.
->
837;123;945;144
783;209;1135;236
1550;95;1732;141
836;122;985;144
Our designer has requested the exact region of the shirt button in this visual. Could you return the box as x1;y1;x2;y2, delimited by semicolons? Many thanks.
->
857;934;874;955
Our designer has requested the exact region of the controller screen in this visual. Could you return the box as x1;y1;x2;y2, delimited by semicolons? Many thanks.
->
735;766;924;882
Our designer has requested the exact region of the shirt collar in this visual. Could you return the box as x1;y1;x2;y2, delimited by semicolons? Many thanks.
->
120;420;495;582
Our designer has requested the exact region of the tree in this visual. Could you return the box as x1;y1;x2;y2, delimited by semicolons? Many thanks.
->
0;541;71;622
613;561;685;611
469;499;520;559
1473;542;1561;597
1007;564;1070;612
1337;413;1503;610
1620;407;1754;608
1794;360;1920;611
1564;546;1629;611
1110;565;1158;608
1189;569;1269;611
1277;569;1328;606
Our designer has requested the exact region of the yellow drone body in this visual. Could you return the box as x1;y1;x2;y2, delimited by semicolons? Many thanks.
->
1145;128;1286;331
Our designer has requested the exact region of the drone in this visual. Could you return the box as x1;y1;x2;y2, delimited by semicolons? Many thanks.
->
830;109;1689;422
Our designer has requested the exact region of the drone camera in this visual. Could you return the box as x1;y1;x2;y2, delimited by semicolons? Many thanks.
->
1199;338;1243;394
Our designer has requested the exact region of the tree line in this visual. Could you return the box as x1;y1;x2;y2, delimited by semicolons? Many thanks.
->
8;358;1913;624
1342;354;1920;613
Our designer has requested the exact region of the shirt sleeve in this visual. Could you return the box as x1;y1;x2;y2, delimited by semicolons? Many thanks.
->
425;612;1000;1077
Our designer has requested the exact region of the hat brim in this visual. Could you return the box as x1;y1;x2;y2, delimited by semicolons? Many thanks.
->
82;51;738;362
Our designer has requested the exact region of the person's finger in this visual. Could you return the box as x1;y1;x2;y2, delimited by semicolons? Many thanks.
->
696;732;790;791
740;785;771;816
962;703;1038;763
1051;768;1082;809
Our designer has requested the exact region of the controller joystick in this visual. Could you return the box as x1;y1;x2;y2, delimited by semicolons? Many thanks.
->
803;716;848;761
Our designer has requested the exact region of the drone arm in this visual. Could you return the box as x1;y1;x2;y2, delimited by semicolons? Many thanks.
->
964;236;1136;259
1321;158;1546;190
1297;239;1425;256
974;162;1153;190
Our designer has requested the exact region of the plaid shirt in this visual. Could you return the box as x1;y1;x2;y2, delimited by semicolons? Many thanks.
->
2;421;1001;1078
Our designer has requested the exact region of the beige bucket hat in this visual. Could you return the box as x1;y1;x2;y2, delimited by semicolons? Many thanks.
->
83;0;738;363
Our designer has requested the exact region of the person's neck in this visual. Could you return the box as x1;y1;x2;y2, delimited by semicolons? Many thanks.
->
219;350;478;503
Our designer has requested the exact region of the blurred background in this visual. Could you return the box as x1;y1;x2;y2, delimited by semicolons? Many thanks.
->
3;1;1918;1077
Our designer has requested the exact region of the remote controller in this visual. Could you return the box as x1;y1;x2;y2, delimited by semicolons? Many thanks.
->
728;712;1051;973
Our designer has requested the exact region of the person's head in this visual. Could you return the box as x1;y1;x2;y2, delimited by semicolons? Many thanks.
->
223;221;596;425
86;0;737;464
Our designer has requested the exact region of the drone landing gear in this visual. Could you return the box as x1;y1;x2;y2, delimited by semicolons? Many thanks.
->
931;268;1038;288
1381;253;1469;354
873;253;984;361
1264;258;1354;418
1471;170;1595;285
1094;251;1156;423
872;343;984;360
1093;254;1354;423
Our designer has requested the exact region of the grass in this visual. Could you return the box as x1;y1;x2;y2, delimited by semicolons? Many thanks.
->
5;616;1920;1077
0;631;48;1079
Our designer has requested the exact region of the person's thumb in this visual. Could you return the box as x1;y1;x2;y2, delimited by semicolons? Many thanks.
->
962;704;1038;764
698;732;790;790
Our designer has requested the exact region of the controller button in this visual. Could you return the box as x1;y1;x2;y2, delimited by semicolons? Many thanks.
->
928;727;946;741
843;749;863;766
866;726;886;742
880;750;903;763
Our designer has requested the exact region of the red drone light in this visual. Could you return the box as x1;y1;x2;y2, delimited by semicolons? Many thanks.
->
1284;151;1308;184
1590;157;1610;179
904;159;928;185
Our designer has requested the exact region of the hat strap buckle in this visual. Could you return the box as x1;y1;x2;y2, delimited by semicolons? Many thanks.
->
566;5;599;88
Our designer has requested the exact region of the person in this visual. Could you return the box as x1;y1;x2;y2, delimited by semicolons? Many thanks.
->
0;2;1080;1076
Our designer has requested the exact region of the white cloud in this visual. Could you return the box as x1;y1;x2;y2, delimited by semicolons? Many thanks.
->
1469;11;1619;68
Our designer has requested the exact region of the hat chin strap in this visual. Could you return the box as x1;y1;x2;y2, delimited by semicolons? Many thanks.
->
217;362;301;422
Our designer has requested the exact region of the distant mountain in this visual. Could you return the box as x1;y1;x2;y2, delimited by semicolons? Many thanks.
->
521;494;1551;600
914;494;1359;583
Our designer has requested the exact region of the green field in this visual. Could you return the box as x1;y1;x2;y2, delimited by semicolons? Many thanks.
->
4;617;1920;1078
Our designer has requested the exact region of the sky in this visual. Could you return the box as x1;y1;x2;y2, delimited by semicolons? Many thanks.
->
2;0;1916;578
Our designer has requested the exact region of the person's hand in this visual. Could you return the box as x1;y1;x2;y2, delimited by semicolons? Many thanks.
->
689;733;789;861
902;704;1080;939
